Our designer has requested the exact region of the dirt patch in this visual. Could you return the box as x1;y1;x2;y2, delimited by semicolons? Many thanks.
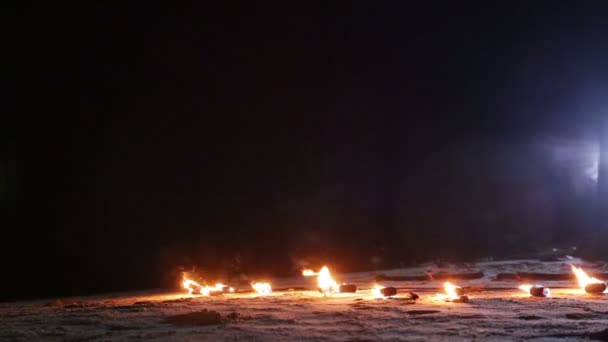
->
165;310;254;326
113;305;146;313
133;301;153;306
588;328;608;341
405;310;440;315
46;299;87;308
517;315;543;320
106;324;140;331
225;311;253;321
165;309;222;326
544;328;608;341
352;305;374;311
565;312;598;320
161;298;192;304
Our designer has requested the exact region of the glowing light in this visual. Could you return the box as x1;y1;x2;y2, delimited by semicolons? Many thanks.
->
251;282;272;295
302;269;316;277
302;266;340;295
372;284;385;298
182;279;201;295
182;278;231;296
443;282;460;300
571;265;604;291
433;281;465;302
518;284;532;293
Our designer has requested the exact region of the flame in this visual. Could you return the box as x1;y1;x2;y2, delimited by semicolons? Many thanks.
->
251;282;272;295
432;282;464;301
182;278;232;296
371;284;386;298
518;284;533;293
182;279;201;295
571;265;603;290
302;266;340;295
443;282;460;300
302;269;316;277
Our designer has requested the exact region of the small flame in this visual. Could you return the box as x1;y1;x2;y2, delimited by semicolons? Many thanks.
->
518;284;533;293
182;279;201;295
444;282;460;300
302;269;316;277
252;282;272;295
302;266;340;295
571;265;603;290
432;281;463;301
182;278;232;296
372;284;385;298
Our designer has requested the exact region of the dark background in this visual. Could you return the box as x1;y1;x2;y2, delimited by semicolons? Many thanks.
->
5;2;608;301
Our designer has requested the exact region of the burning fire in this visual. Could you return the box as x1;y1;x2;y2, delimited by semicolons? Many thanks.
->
372;284;385;298
251;282;272;295
571;265;603;290
443;282;461;300
433;281;466;302
182;278;233;296
302;266;340;295
371;284;397;298
518;284;533;293
182;279;202;295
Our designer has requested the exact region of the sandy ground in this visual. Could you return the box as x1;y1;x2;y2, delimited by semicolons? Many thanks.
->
2;259;608;341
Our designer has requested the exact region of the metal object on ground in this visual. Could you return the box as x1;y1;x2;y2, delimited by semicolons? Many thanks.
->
529;285;551;297
585;282;607;294
380;287;397;297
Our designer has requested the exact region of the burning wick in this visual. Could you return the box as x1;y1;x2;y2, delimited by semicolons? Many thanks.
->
571;265;607;294
372;285;397;298
251;282;272;295
302;266;341;295
182;279;232;296
519;284;551;297
443;282;468;303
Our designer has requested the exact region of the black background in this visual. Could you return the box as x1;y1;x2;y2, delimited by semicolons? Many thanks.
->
5;1;608;301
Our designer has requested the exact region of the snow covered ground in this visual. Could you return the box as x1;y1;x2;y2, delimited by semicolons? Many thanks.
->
2;259;608;341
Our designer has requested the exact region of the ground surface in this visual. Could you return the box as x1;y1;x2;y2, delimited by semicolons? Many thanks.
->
2;259;608;341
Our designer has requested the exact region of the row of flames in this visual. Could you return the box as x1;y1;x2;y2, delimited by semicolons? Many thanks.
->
513;265;607;297
181;264;606;298
182;279;272;296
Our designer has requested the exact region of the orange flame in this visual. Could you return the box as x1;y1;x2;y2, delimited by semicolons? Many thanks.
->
571;265;603;290
182;278;233;296
518;284;533;294
371;284;386;298
443;282;460;300
302;269;316;277
182;279;201;295
251;282;272;295
433;281;464;301
302;266;340;295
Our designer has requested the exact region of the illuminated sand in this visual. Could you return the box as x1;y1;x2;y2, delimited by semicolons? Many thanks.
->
2;260;608;341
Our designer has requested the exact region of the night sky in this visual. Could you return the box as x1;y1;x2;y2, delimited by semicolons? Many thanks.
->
5;2;608;301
